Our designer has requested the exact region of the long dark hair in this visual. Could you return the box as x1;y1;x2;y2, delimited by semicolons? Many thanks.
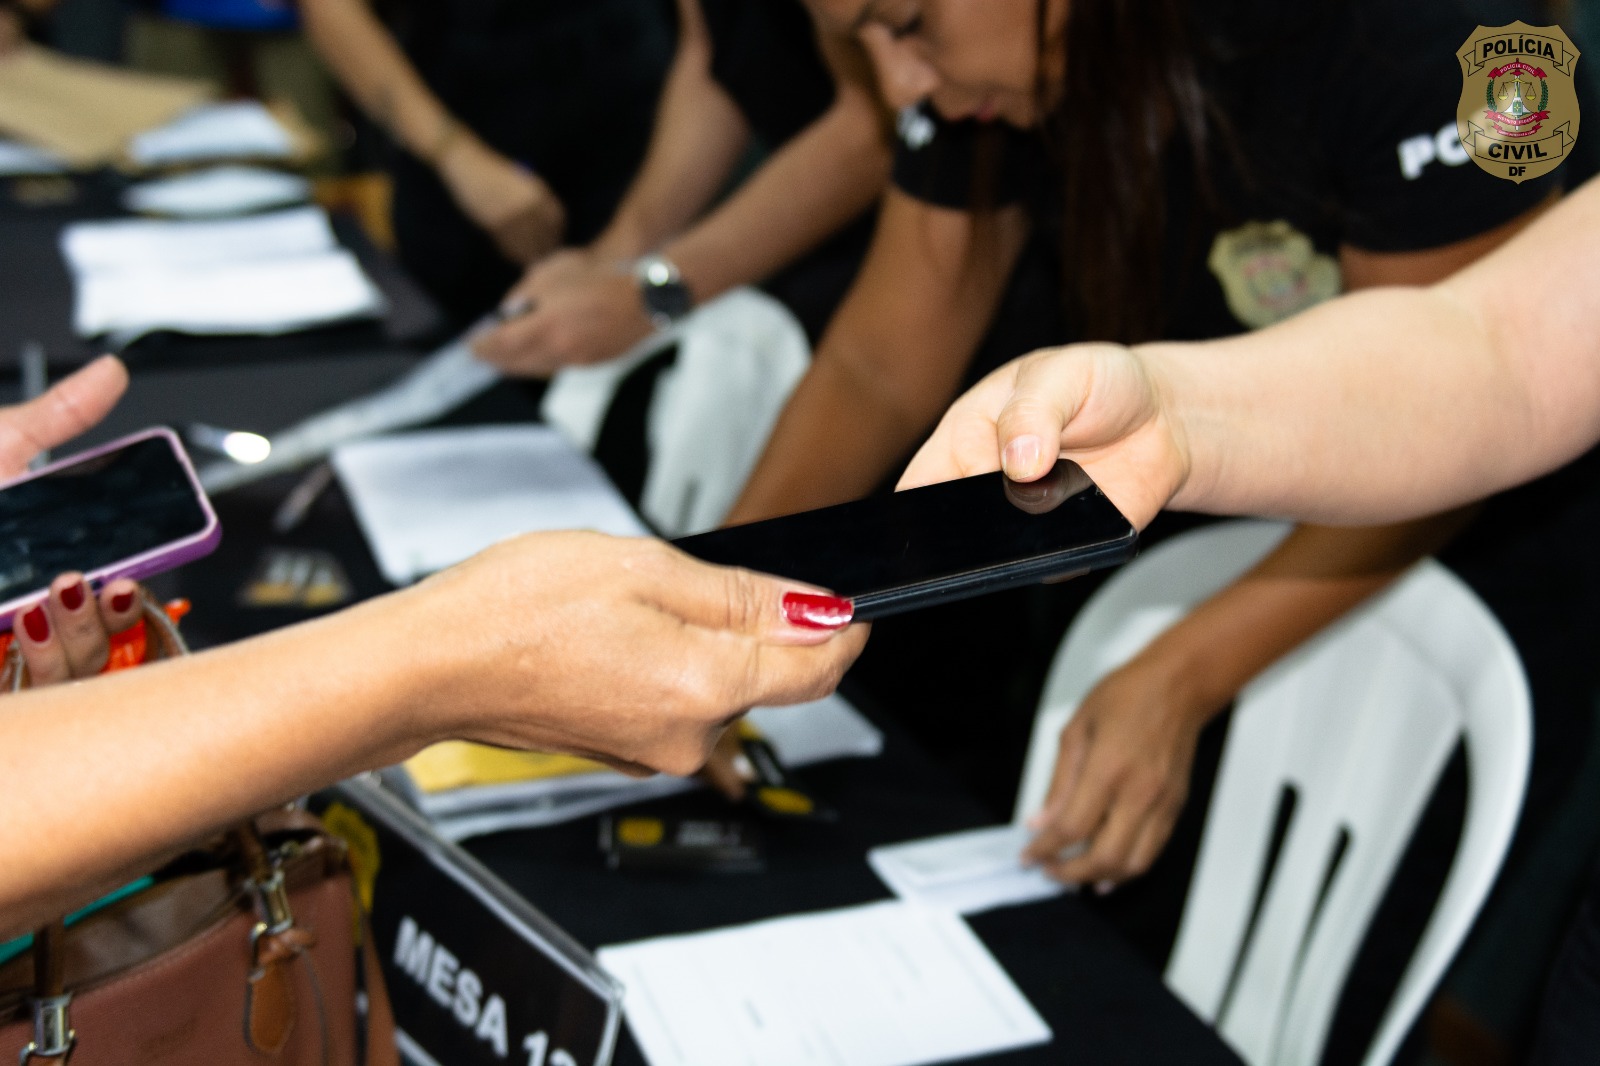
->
1037;0;1223;343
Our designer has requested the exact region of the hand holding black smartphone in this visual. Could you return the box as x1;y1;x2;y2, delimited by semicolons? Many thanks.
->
673;460;1136;620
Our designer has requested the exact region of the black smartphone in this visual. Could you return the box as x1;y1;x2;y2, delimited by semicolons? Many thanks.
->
672;460;1136;620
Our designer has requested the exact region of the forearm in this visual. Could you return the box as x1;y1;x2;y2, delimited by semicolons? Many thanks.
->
727;346;946;522
659;65;892;302
0;592;441;934
1141;509;1476;716
1156;179;1600;524
588;3;750;263
299;0;463;164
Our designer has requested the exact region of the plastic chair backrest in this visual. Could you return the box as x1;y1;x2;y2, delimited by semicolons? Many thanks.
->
1015;520;1530;1066
541;287;810;536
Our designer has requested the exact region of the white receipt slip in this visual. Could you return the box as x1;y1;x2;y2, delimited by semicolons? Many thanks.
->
869;824;1068;915
598;901;1051;1066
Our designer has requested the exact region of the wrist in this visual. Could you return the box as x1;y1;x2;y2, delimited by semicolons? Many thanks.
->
1134;633;1237;729
1136;343;1197;514
633;253;695;331
427;117;477;175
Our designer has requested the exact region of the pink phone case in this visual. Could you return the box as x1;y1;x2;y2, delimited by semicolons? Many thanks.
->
0;426;221;631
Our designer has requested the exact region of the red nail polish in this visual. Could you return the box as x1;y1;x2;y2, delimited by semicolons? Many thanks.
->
110;590;136;614
59;580;84;612
22;605;48;643
781;592;854;630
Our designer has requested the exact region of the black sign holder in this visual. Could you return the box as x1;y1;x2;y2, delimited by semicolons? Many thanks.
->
311;776;623;1066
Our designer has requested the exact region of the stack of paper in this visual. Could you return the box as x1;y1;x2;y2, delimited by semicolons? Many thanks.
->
397;694;884;840
598;901;1052;1066
60;206;383;340
868;824;1068;915
331;424;652;586
123;165;311;218
127;100;295;168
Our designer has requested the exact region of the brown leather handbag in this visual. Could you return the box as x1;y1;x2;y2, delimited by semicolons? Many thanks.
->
0;598;399;1066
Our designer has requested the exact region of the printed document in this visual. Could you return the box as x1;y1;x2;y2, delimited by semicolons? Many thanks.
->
332;424;648;586
599;901;1052;1066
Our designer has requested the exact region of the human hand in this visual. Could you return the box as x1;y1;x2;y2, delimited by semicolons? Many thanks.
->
0;354;141;683
898;343;1186;529
474;260;654;376
405;532;867;777
0;354;128;479
438;135;566;267
1021;651;1215;890
12;574;146;685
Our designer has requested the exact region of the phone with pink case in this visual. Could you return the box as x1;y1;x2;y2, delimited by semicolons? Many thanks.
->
0;427;220;630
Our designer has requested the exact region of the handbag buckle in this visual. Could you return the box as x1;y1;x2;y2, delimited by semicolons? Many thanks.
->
20;994;75;1063
248;869;295;942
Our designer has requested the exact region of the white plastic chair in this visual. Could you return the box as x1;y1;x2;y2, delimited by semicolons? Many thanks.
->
1015;520;1531;1066
540;287;810;536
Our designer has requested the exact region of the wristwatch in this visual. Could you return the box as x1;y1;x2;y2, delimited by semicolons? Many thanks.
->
634;254;693;331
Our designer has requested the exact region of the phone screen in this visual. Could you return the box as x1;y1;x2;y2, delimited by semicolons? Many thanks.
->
673;460;1136;619
0;434;215;605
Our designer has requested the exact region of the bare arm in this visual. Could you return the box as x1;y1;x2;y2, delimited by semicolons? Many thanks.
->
299;0;562;263
725;188;1028;523
1017;203;1553;886
905;176;1600;529
583;0;754;266
649;25;892;302
0;531;865;936
476;10;892;374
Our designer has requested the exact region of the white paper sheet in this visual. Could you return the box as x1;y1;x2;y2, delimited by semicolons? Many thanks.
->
61;205;335;275
72;249;383;340
127;100;293;167
0;139;67;175
60;207;382;340
599;901;1052;1066
123;165;310;218
332;424;650;586
868;825;1069;916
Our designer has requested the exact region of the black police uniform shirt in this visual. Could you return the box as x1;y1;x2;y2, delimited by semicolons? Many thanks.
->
890;0;1561;365
386;0;675;325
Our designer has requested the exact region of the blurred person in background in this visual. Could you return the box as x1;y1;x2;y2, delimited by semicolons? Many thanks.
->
126;0;341;154
302;0;674;326
473;0;892;372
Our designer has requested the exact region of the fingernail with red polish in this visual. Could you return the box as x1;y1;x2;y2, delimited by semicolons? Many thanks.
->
22;605;49;643
59;580;84;612
110;590;135;613
781;592;854;630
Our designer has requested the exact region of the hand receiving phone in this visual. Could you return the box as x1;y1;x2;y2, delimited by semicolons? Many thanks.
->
673;460;1136;620
0;427;220;628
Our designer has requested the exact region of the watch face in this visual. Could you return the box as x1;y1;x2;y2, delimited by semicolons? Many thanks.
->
643;279;692;323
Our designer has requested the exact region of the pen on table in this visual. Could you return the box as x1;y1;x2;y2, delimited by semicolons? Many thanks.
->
272;461;335;535
20;342;47;470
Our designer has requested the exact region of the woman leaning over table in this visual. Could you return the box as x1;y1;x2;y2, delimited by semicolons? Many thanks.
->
730;0;1566;899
